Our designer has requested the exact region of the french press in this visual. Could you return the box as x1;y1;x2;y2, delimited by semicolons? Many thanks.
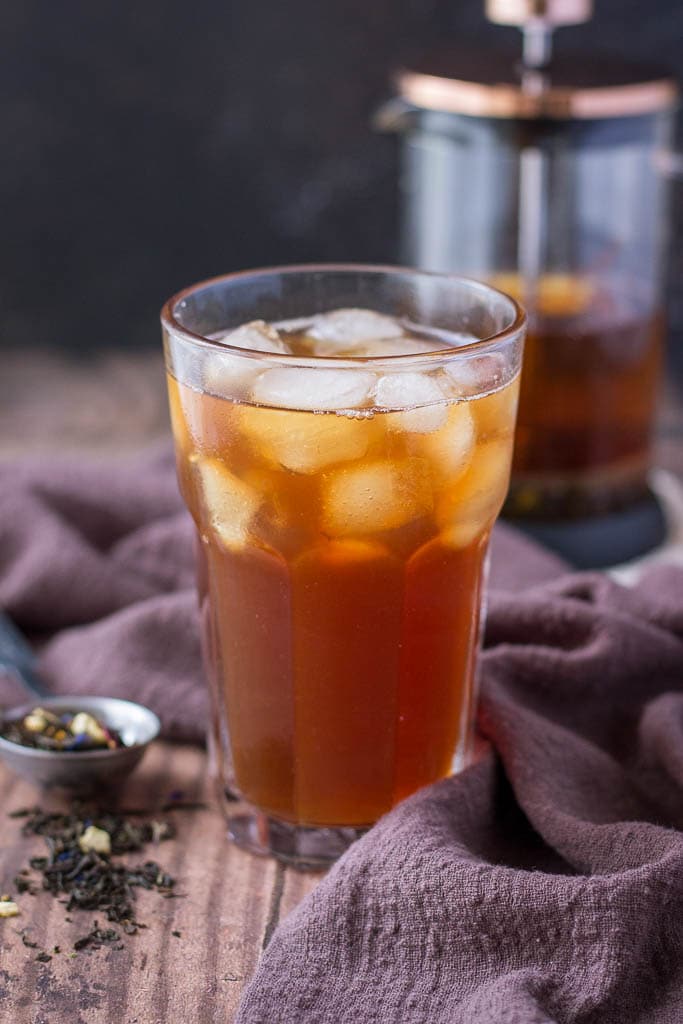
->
379;0;679;564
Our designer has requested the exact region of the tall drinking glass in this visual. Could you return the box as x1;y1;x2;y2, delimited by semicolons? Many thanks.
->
161;266;525;865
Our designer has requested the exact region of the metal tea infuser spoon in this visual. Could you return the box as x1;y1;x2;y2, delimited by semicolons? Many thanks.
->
0;610;160;790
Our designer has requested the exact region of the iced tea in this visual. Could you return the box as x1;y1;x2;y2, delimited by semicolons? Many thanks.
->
162;269;525;861
167;308;519;828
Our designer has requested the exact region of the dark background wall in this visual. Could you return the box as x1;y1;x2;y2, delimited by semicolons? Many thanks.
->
2;0;683;356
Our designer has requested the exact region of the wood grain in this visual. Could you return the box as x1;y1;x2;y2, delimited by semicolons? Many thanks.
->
0;741;320;1023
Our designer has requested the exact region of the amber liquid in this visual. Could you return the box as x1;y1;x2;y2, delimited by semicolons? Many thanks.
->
168;366;518;827
503;279;663;518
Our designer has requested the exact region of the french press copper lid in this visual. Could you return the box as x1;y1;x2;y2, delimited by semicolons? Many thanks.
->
396;0;676;120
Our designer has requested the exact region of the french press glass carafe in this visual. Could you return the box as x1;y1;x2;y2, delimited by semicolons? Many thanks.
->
379;0;678;559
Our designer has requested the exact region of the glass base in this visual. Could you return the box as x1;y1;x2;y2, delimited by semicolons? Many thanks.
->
225;802;368;868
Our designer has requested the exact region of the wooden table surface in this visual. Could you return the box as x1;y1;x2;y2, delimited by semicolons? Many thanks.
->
0;741;320;1023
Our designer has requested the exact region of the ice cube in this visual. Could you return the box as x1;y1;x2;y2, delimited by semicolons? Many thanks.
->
204;321;290;395
251;366;375;412
420;402;476;481
167;376;191;453
441;517;491;551
351;336;439;357
295;538;392;567
195;457;262;550
273;316;314;333
169;376;236;454
375;372;447;434
442;353;506;400
204;353;260;394
308;308;404;354
239;405;370;474
322;458;433;536
437;438;513;548
219;320;289;354
240;466;292;530
472;376;520;440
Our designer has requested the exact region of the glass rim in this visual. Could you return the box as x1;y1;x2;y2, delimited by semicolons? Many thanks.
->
160;262;527;367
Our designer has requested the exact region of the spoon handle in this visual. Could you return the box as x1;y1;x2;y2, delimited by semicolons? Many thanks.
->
0;611;50;699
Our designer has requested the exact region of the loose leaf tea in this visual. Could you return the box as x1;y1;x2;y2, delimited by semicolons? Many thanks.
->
2;707;124;751
10;803;178;938
73;922;124;952
13;872;34;894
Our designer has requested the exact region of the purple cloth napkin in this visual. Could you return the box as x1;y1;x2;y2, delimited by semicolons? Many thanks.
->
4;448;683;1022
0;446;205;740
